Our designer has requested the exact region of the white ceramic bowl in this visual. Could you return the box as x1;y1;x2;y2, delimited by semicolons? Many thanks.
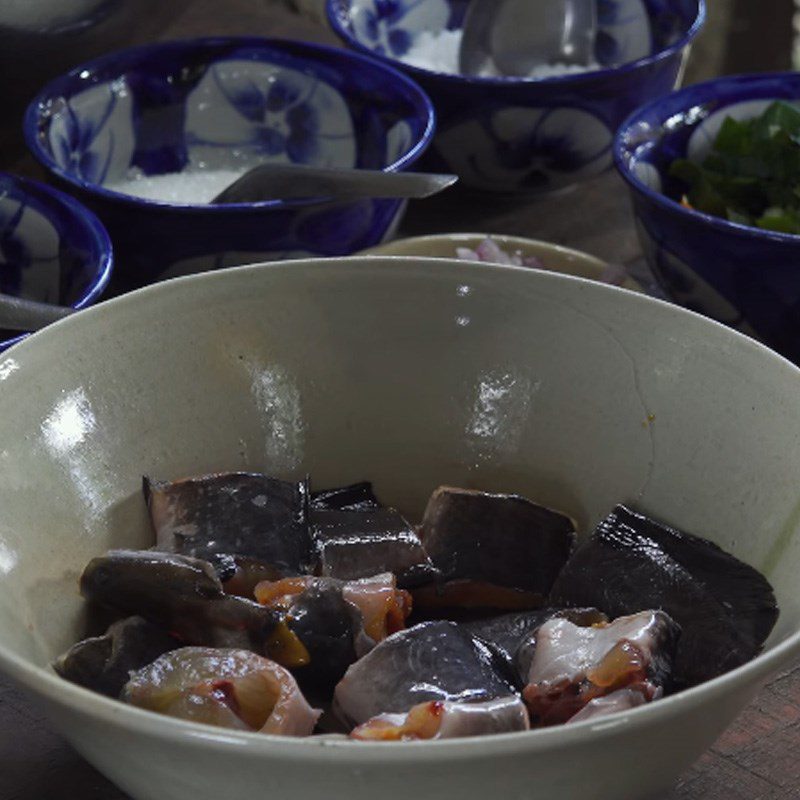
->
363;233;644;292
1;257;799;800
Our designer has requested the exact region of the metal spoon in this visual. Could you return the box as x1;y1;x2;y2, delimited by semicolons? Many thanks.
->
0;294;74;333
212;164;458;204
459;0;598;78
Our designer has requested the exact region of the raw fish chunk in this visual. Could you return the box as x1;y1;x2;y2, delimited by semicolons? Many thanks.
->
53;616;179;697
567;687;649;724
312;507;436;587
463;607;607;668
520;610;679;726
550;505;779;687
80;550;273;650
255;573;411;690
417;487;576;609
333;621;518;729
123;647;320;736
311;482;381;511
144;472;312;576
351;696;529;741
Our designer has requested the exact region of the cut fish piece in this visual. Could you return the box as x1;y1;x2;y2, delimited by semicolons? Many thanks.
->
417;487;576;609
255;574;412;690
53;616;180;698
550;505;779;687
520;610;679;726
123;647;320;736
350;696;529;741
310;482;381;511
333;621;518;729
463;607;608;670
80;550;273;650
312;507;436;588
567;687;649;724
144;472;312;577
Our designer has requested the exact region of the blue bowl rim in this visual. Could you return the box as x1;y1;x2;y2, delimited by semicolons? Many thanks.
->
0;171;114;350
22;35;437;213
326;0;706;86
613;70;800;245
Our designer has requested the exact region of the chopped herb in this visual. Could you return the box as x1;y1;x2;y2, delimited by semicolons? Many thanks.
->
669;100;800;234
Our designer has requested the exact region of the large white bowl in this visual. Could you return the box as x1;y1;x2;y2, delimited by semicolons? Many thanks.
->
1;257;799;800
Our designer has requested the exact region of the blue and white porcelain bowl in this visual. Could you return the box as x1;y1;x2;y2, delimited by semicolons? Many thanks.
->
24;37;435;291
614;72;800;363
327;0;704;194
0;172;112;351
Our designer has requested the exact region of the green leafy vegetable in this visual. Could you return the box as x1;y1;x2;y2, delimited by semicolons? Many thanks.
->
669;101;800;234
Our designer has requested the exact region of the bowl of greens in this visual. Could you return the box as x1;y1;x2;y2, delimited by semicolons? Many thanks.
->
614;73;800;362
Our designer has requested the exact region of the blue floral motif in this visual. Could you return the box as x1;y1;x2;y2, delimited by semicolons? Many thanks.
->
52;91;117;184
351;0;450;58
633;217;755;333
435;106;612;193
185;62;356;170
595;0;652;65
205;69;322;163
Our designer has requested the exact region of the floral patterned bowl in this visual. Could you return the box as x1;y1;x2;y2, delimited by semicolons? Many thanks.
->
614;72;800;364
23;37;435;292
327;0;704;194
0;172;112;351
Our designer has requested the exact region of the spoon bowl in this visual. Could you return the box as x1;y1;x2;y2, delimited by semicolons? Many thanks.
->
0;294;74;333
459;0;598;77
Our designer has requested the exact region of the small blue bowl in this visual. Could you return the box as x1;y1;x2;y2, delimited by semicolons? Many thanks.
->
328;0;704;194
24;37;435;291
614;72;800;363
0;172;113;351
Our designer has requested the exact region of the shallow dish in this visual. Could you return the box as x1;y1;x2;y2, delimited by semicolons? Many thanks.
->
363;232;643;291
327;0;704;193
614;72;800;362
0;171;112;350
1;257;799;800
24;37;434;291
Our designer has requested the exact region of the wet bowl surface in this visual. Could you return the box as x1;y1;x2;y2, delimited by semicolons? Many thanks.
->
1;257;800;800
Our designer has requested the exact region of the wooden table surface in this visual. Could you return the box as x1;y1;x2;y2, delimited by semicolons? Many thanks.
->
2;3;799;799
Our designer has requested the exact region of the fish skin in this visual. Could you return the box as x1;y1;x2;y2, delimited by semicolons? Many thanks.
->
144;472;312;576
550;505;779;687
257;573;411;692
312;507;437;588
310;482;381;511
280;581;360;691
333;621;519;729
52;616;180;697
80;550;274;651
418;486;576;598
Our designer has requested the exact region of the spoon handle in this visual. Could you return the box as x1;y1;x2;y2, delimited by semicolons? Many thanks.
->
212;165;458;204
0;294;74;332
